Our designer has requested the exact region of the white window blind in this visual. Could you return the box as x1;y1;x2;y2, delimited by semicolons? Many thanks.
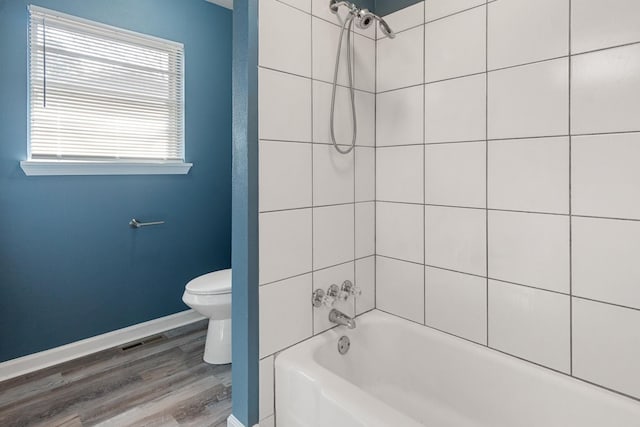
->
27;6;185;164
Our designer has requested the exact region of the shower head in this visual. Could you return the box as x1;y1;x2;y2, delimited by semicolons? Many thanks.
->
377;17;395;39
355;9;375;30
329;0;396;39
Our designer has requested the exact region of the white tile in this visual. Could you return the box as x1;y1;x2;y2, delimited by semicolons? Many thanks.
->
313;262;355;334
572;0;640;54
260;274;313;358
425;0;485;22
260;415;275;427
426;267;487;344
312;17;350;86
312;0;349;24
488;58;568;140
573;217;640;310
488;280;570;373
279;0;311;13
425;74;486;143
572;44;640;135
259;141;312;212
573;298;640;400
488;137;569;214
376;85;424;146
487;0;569;70
376;145;424;203
377;1;425;39
425;141;486;208
259;68;311;142
355;202;374;258
313;204;354;270
355;256;375;315
377;25;424;92
488;210;570;293
572;133;640;220
312;81;374;146
425;206;486;276
377;202;424;264
425;6;485;82
355;147;375;202
259;0;311;77
260;209;312;284
259;356;274;420
376;256;424;323
313;143;354;206
354;34;375;92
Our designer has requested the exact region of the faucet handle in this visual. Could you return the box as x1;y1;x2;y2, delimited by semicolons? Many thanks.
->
341;280;361;297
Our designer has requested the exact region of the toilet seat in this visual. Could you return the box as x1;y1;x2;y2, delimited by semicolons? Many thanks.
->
185;269;231;295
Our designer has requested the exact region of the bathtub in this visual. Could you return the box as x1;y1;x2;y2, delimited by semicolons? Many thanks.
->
275;310;640;427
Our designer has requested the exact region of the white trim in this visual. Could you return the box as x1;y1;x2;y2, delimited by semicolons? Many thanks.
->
0;309;205;382
20;160;193;176
206;0;233;10
227;414;259;427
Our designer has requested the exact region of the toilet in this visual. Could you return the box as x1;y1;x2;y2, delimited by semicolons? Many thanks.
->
182;269;232;364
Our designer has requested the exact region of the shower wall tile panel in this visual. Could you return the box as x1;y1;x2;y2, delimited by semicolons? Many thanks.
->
425;267;487;345
488;210;570;293
425;0;484;22
258;2;376;421
377;25;424;92
259;0;311;77
375;0;640;400
312;81;374;146
572;298;640;399
376;1;424;39
424;74;486;144
487;58;569;140
376;145;424;203
571;0;640;54
572;217;640;310
376;202;424;264
571;44;640;135
572;133;640;220
488;137;570;214
259;141;312;212
424;5;486;82
425;206;487;276
488;280;571;373
376;256;425;323
487;0;569;70
376;85;424;146
425;141;486;208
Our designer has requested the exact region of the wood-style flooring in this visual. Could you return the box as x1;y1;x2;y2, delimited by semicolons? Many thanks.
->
0;320;232;427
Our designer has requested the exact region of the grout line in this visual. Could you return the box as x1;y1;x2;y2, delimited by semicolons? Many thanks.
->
568;0;573;376
422;21;427;326
258;65;377;95
310;11;315;338
485;0;490;347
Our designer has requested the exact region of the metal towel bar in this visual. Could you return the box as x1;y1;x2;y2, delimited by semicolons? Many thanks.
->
129;218;165;228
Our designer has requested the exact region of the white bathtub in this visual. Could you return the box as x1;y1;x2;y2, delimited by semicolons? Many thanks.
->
275;310;640;427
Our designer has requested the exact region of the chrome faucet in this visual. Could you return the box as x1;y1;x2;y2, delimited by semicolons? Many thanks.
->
329;309;356;329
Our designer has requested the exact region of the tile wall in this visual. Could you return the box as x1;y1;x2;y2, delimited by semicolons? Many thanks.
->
257;0;376;424
375;0;640;400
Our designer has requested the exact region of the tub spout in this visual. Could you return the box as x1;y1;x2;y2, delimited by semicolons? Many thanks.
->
329;309;356;329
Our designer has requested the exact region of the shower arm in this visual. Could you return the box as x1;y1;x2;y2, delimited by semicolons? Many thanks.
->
329;0;395;39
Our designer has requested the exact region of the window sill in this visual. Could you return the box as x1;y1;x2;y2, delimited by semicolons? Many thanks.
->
20;160;193;176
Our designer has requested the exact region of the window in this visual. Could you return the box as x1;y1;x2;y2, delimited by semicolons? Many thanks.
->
21;6;191;176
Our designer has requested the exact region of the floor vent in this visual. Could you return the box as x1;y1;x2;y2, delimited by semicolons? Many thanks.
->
120;334;166;351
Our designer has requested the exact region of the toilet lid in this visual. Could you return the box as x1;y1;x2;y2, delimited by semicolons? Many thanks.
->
185;269;232;295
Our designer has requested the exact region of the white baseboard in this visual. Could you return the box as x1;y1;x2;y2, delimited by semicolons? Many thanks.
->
227;414;260;427
0;309;205;382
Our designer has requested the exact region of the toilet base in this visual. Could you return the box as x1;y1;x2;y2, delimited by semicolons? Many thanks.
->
203;318;232;364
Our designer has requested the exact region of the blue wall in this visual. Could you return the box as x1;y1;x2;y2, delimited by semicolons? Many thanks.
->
0;0;232;362
373;0;421;16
